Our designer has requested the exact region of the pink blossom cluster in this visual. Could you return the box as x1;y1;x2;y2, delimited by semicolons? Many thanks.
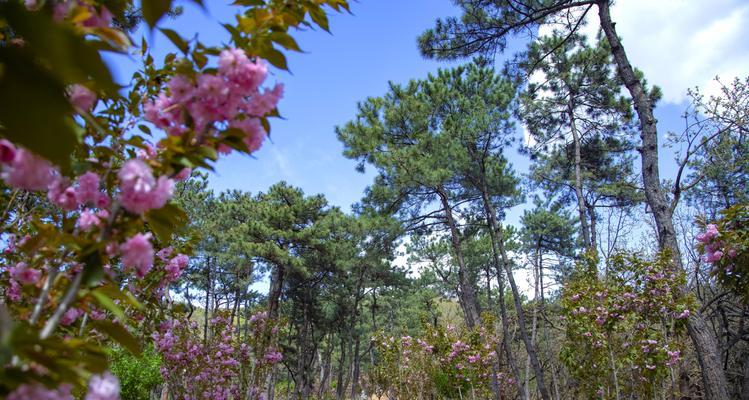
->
153;316;255;400
0;141;176;224
51;0;113;28
6;370;119;400
0;140;56;191
6;383;73;400
143;48;282;154
562;259;690;387
697;224;738;271
375;325;502;394
68;84;98;112
117;159;174;215
120;233;154;278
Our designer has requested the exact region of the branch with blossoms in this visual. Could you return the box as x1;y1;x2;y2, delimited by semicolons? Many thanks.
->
559;253;694;399
696;205;749;301
371;320;513;399
0;0;350;398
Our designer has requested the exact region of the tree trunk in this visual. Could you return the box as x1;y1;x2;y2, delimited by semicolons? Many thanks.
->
268;264;285;320
597;2;729;398
350;334;362;399
587;204;598;252
319;335;334;398
436;186;482;328
203;256;212;343
741;353;749;400
568;100;593;250
479;186;550;400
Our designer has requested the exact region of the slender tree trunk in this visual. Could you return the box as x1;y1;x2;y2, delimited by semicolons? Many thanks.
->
350;334;362;399
588;204;598;252
597;2;729;398
204;256;212;343
268;264;285;320
496;259;525;399
319;335;334;398
436;186;482;328
568;101;592;250
336;334;348;400
479;186;551;400
526;255;539;400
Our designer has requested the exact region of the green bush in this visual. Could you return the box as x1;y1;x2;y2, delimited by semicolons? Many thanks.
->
108;345;163;400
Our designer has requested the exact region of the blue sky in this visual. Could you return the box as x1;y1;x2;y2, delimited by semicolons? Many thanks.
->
105;0;748;226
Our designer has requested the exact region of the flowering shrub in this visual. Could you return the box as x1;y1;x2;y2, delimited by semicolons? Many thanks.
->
696;205;749;300
0;0;349;397
560;253;693;398
153;311;283;400
371;322;513;399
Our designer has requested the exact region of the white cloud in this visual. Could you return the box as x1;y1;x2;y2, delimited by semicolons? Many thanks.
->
588;0;749;104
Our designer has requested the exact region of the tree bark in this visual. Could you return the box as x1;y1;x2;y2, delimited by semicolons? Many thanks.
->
267;263;285;320
568;99;593;250
203;256;212;343
597;2;729;398
335;333;347;400
436;186;482;328
479;185;550;400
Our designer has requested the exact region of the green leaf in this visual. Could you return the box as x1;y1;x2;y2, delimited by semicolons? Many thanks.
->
90;289;126;320
145;203;188;243
80;248;104;287
0;48;78;172
141;0;173;28
270;32;302;52
138;124;152;135
308;5;330;32
262;47;288;70
1;2;118;94
159;28;189;54
91;321;141;355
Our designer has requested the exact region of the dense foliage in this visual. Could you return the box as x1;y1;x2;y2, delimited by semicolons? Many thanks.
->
1;0;747;399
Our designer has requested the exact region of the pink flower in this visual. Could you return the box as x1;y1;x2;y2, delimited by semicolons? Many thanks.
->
167;75;195;103
666;350;681;366
173;167;192;181
247;84;283;116
68;84;97;111
0;139;16;164
7;383;73;400
97;193;111;208
705;250;723;263
76;171;101;205
61;308;83;326
9;262;41;285
48;176;78;211
143;94;175;129
219;49;267;92
81;5;113;28
156;247;174;261
90;308;107;321
117;159;174;214
675;309;690;319
264;350;283;364
77;209;102;231
1;148;56;190
6;279;21;301
85;371;120;400
136;143;157;160
165;254;189;280
120;233;154;277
